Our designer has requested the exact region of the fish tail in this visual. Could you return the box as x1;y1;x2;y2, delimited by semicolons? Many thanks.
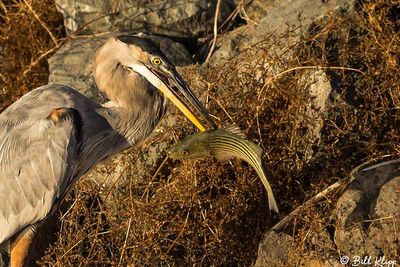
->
209;134;279;213
267;188;279;213
259;172;279;213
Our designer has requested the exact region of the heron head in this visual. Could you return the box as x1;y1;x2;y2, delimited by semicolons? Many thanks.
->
95;35;216;132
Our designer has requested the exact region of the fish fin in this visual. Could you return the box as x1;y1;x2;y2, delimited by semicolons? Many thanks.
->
261;175;279;213
268;192;279;213
247;141;263;160
223;125;246;138
223;125;264;159
258;163;279;213
213;151;234;161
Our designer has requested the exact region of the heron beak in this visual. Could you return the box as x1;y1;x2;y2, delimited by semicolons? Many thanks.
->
151;67;217;132
170;69;217;128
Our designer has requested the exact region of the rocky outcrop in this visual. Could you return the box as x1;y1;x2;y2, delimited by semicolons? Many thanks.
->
232;0;277;22
255;159;400;266
208;0;356;66
335;159;400;261
300;70;333;162
255;231;295;266
55;0;231;38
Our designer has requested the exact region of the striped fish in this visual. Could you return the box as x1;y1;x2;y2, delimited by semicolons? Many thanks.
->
168;125;279;213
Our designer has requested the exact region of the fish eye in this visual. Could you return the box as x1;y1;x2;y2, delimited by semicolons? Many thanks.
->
152;57;162;65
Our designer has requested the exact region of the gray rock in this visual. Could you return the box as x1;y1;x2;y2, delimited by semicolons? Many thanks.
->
48;32;193;103
235;0;276;22
255;231;295;267
55;0;231;38
48;36;105;102
257;160;400;266
334;159;400;260
208;0;355;66
255;228;344;266
302;70;332;162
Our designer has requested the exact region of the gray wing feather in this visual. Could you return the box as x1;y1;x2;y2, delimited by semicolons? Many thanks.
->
0;84;128;244
0;86;81;244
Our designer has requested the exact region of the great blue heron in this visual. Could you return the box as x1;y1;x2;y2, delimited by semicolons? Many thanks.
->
0;34;216;266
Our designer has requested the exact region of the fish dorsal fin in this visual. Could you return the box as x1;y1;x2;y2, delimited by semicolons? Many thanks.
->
247;141;263;159
223;124;245;138
222;124;264;159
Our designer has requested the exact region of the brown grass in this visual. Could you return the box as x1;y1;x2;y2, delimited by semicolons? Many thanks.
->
0;0;64;111
1;0;399;266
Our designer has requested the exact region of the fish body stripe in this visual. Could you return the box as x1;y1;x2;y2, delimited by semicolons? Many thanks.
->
209;135;260;167
208;136;264;180
208;136;258;166
206;133;279;212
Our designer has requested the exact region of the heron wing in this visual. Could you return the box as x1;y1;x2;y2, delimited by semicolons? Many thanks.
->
0;99;81;244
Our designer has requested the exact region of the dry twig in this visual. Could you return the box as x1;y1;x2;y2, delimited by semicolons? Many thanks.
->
118;218;132;266
205;0;222;63
22;0;58;45
272;180;346;231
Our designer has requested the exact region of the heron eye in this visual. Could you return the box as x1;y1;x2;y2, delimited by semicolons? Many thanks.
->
152;58;162;65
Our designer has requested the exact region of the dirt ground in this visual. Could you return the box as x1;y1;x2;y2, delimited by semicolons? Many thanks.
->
0;0;399;266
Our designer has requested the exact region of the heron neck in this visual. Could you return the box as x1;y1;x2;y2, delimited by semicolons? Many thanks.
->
100;94;166;145
92;38;166;144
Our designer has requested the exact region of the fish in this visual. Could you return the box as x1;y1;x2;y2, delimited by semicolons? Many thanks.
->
168;125;279;213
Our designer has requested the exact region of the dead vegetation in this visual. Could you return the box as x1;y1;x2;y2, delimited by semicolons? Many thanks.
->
0;0;64;112
1;0;399;266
